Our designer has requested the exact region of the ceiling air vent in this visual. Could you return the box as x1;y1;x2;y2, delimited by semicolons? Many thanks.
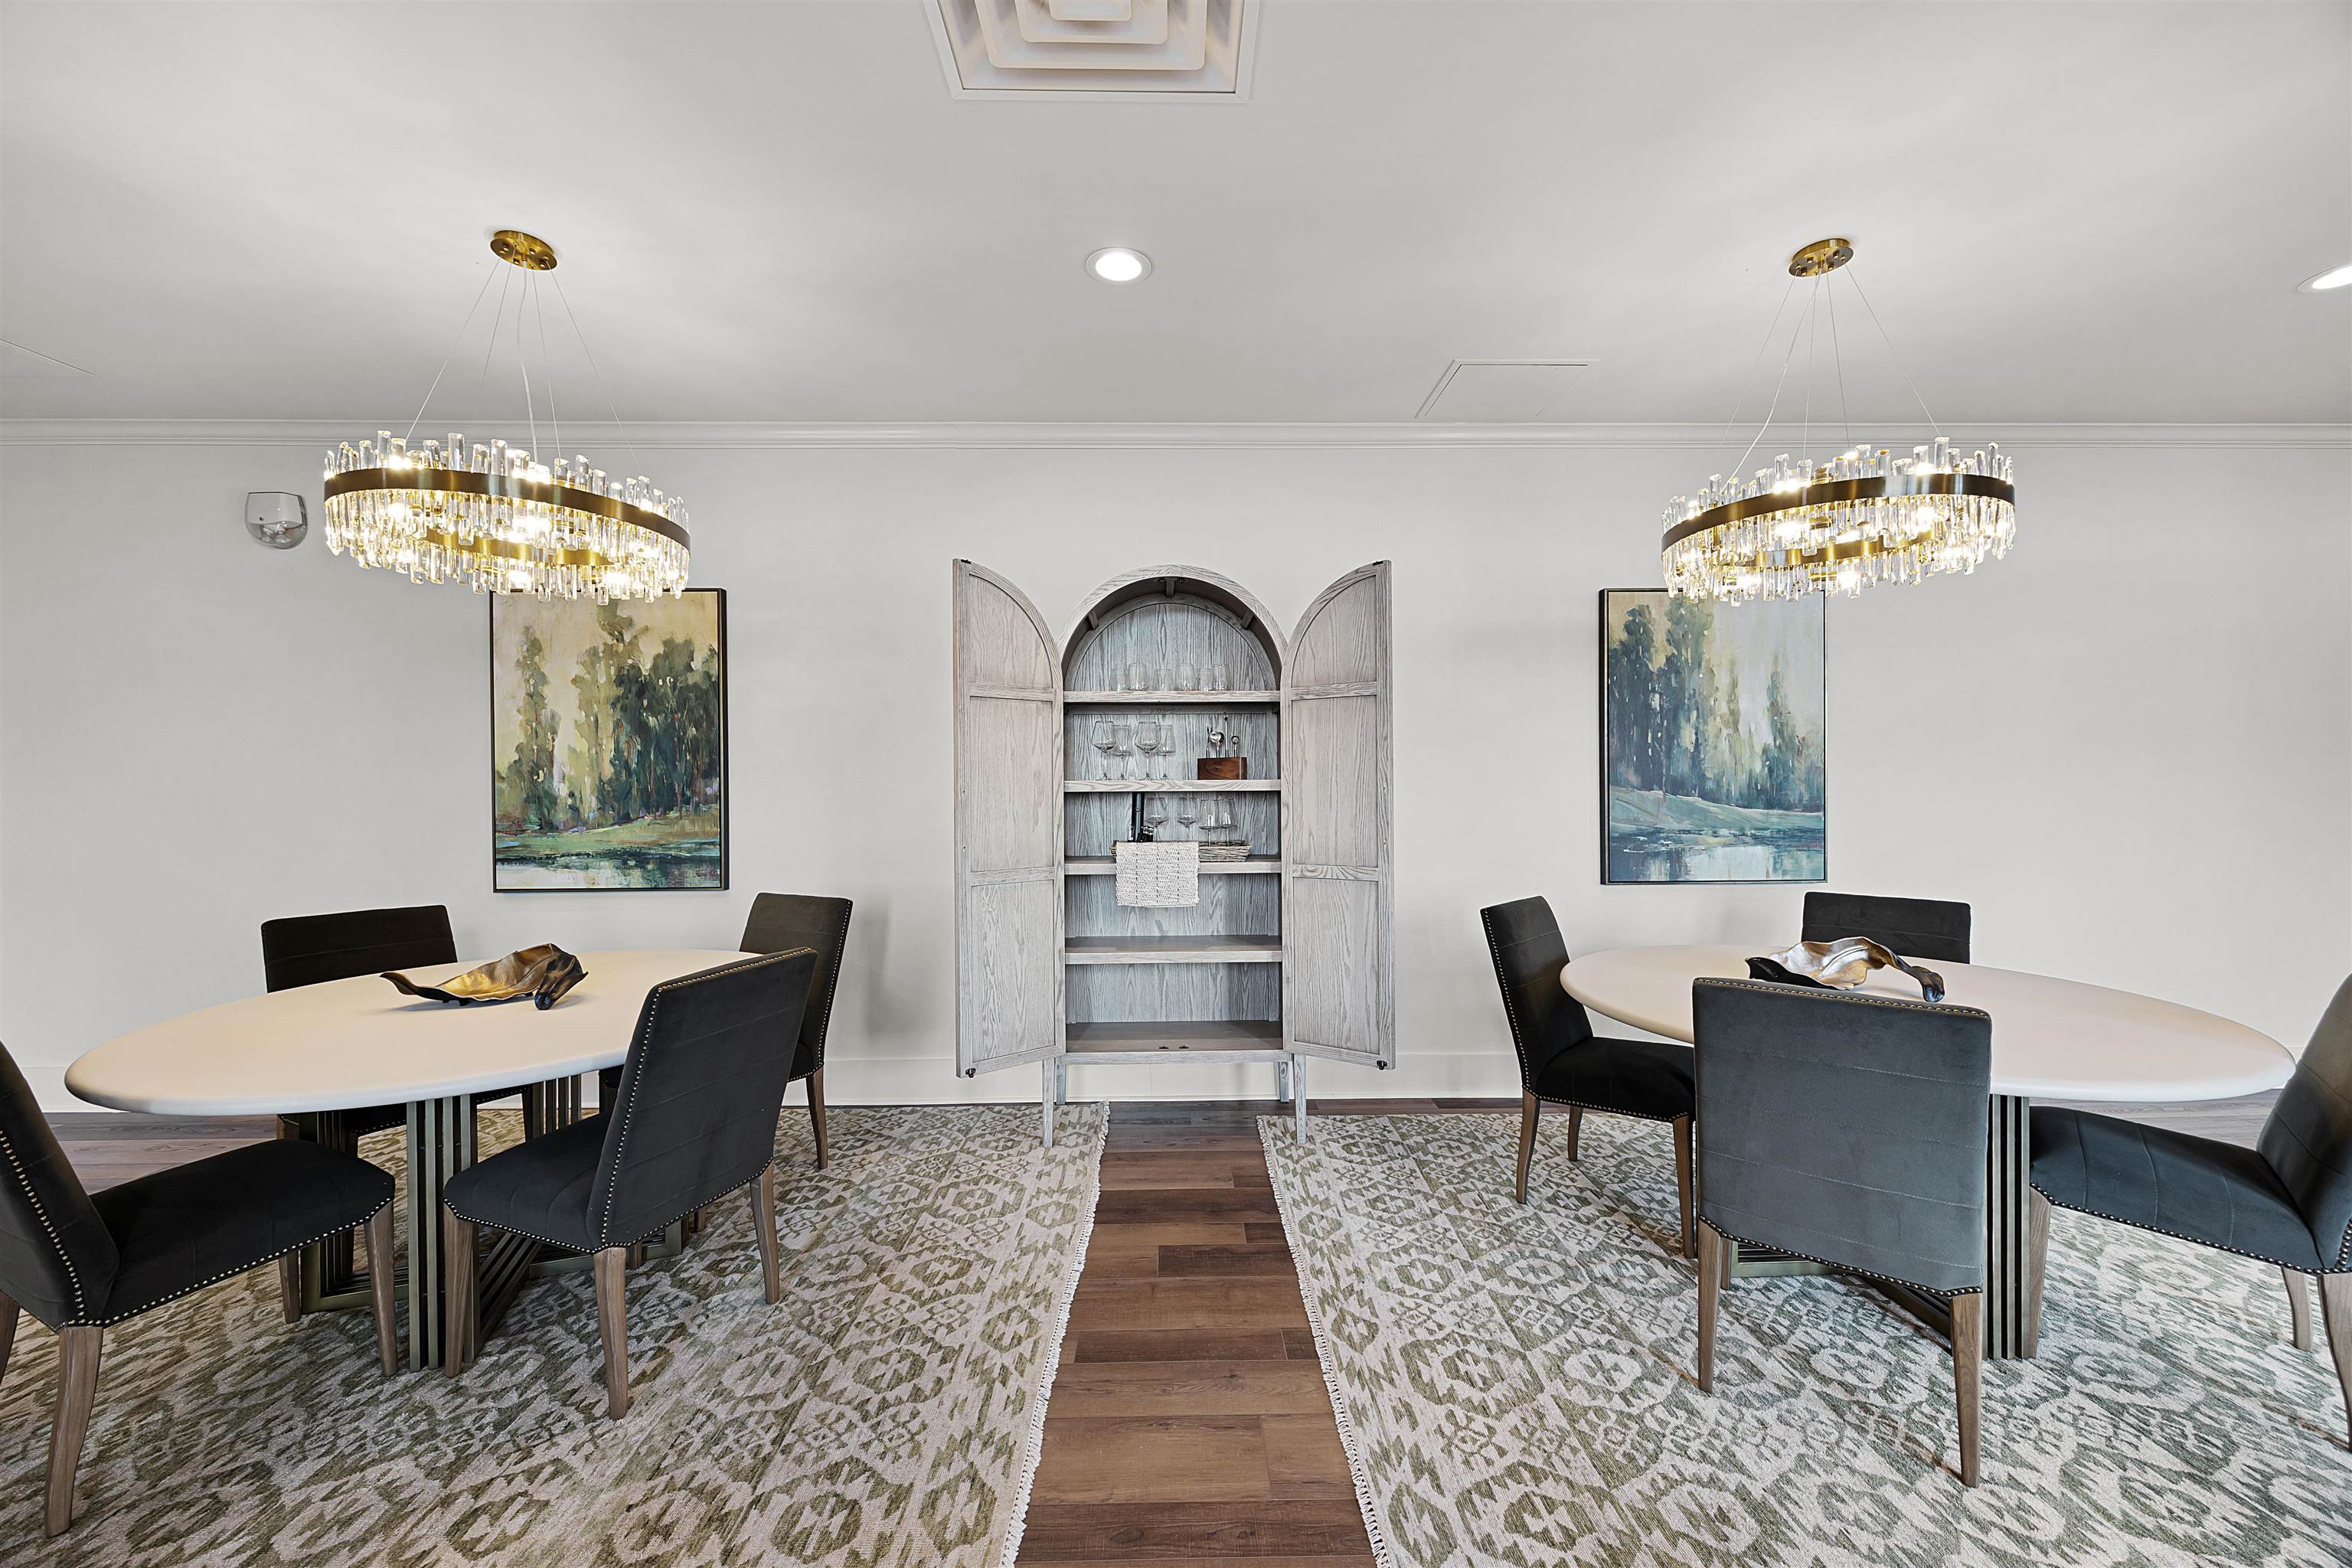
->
927;0;1256;100
1415;360;1592;423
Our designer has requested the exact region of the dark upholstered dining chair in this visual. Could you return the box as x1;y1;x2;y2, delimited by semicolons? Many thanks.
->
1480;897;1694;1256
2029;974;2352;1446
260;904;542;1320
1802;890;1972;964
443;949;817;1417
1691;978;1992;1486
596;893;853;1168
0;1042;397;1536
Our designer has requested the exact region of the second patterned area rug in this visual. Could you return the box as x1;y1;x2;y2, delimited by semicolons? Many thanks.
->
1262;1112;2352;1568
0;1102;1104;1566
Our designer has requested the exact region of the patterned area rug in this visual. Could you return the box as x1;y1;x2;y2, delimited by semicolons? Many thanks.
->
2;1102;1103;1566
1262;1112;2352;1568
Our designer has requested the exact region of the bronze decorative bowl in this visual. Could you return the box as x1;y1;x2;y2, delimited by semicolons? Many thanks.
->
1746;936;1945;1003
384;944;586;1010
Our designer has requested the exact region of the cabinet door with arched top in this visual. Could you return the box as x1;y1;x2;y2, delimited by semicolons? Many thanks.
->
952;561;1064;1077
1283;561;1394;1070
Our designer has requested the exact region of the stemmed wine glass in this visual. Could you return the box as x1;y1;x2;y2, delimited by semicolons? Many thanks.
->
1144;799;1168;840
1133;720;1165;781
1092;718;1119;781
1176;795;1199;834
1112;723;1136;782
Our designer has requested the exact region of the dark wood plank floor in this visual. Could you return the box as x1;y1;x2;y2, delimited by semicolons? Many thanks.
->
46;1091;2277;1566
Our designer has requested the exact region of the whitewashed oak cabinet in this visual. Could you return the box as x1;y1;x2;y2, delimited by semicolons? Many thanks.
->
952;561;1395;1145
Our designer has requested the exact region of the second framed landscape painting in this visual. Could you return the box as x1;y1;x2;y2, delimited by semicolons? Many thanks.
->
490;587;727;891
1599;587;1824;884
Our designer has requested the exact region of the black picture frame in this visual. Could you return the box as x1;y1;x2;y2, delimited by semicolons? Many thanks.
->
488;586;729;893
1597;586;1826;886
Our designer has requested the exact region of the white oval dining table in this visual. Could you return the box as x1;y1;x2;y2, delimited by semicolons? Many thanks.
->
1560;944;2297;1361
67;949;744;1370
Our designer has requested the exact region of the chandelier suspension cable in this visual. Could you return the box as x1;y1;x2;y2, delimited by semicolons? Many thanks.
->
1712;274;1799;477
532;276;561;461
1843;263;1942;438
1730;281;1815;479
1826;267;1851;451
1801;276;1821;468
550;272;645;483
403;267;499;445
472;265;516;425
514;273;539;460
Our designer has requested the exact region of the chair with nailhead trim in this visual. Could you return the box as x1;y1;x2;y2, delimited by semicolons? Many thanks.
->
1691;977;1993;1487
440;948;816;1417
1480;897;1695;1255
2028;974;2352;1446
0;1040;397;1537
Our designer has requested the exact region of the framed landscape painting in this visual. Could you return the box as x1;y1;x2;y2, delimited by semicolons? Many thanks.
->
490;587;727;891
1599;587;1824;884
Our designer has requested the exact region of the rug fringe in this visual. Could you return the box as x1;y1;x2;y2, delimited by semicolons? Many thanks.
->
996;1102;1106;1568
1257;1116;1397;1568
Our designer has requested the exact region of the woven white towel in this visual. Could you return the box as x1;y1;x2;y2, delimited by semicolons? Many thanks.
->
1115;840;1200;907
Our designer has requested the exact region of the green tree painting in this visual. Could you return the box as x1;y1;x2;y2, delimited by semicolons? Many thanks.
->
490;589;727;890
1601;588;1823;883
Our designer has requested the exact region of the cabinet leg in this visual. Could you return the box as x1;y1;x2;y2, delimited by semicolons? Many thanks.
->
1292;1055;1308;1144
1041;1059;1057;1151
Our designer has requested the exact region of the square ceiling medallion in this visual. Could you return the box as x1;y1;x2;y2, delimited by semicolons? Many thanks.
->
929;0;1254;99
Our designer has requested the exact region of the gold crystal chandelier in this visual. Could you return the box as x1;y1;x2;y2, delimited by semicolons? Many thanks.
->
323;230;689;602
1661;238;2016;603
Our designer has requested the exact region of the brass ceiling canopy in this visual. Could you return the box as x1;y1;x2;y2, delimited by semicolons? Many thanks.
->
1787;237;1854;277
489;230;559;272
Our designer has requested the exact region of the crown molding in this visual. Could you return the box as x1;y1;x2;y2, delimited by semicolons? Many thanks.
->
2;418;2345;450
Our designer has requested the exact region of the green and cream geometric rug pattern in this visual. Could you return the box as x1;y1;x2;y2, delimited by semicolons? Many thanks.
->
1263;1112;2352;1568
0;1102;1104;1566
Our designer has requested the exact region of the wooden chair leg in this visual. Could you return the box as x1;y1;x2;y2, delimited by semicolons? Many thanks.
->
1671;1115;1695;1259
443;1209;475;1378
1;1287;20;1391
754;1165;782;1305
366;1207;399;1377
45;1325;102;1537
2318;1273;2352;1449
2024;1187;2052;1357
806;1067;828;1171
275;1115;304;1325
1514;1094;1539;1204
2285;1268;2314;1352
1696;1218;1724;1392
1563;1105;1583;1162
595;1246;631;1419
1949;1292;1984;1487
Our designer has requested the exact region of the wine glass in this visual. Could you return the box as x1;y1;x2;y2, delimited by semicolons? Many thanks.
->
1126;659;1149;693
1175;662;1198;692
1144;799;1168;839
1092;718;1119;780
1111;722;1136;781
1133;720;1164;781
1176;795;1199;832
1205;661;1229;692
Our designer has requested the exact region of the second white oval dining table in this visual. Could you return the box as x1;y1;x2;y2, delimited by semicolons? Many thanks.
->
67;949;743;1371
1560;944;2297;1360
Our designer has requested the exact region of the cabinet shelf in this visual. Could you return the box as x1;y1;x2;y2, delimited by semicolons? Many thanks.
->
1065;935;1282;965
1066;1020;1285;1062
1064;855;1282;876
1065;779;1279;792
1065;691;1281;705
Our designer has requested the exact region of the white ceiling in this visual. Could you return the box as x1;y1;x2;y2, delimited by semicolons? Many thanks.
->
2;1;2346;426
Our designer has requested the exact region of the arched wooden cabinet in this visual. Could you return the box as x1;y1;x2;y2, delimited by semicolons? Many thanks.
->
953;560;1394;1145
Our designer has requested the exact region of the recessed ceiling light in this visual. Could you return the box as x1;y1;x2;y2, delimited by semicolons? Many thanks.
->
2298;263;2352;294
1086;247;1152;284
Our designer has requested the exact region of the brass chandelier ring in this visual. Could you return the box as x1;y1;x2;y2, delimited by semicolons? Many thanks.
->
325;466;691;550
1661;470;2017;553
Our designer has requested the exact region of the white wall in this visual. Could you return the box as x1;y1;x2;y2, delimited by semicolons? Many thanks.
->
4;430;2346;1109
